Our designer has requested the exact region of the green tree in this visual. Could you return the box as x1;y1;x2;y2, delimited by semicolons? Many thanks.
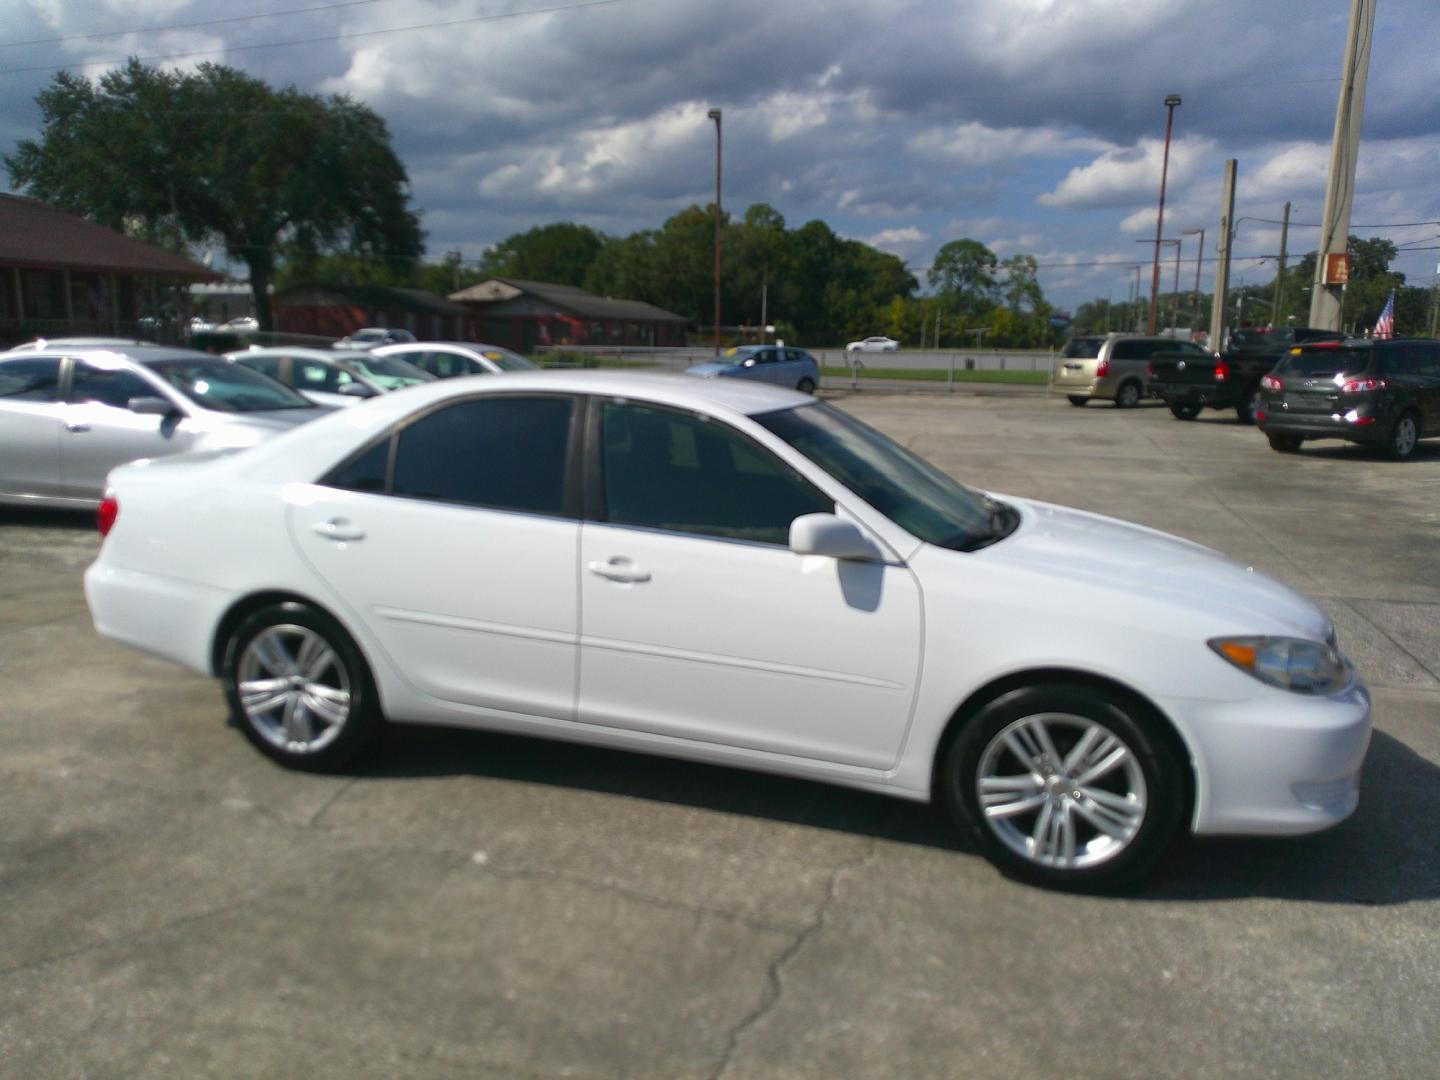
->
478;222;606;286
7;60;423;330
927;239;998;312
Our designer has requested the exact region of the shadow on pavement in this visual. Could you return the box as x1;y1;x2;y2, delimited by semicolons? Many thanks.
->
353;722;1437;905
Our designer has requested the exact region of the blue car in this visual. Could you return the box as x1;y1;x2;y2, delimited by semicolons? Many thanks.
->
685;345;819;393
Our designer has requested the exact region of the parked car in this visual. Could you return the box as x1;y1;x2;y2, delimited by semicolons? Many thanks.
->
372;341;537;378
0;343;328;509
226;347;435;409
1149;327;1344;424
85;371;1369;891
1257;336;1440;459
334;327;417;350
1051;334;1209;408
846;336;899;353
685;345;819;393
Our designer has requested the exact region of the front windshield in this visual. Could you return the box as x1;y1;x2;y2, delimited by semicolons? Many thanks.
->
478;347;537;372
755;401;999;550
345;354;435;389
145;358;314;412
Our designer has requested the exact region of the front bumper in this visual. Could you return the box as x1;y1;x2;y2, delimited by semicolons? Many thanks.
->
1166;680;1372;835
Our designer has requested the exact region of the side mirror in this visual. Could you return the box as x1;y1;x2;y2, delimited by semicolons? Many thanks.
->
339;382;376;398
128;396;178;417
789;513;881;561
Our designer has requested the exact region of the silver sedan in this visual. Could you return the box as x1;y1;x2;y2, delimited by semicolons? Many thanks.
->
0;342;328;509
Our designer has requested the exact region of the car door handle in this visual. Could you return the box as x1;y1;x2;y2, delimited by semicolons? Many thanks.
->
65;422;91;433
313;518;366;542
587;559;651;584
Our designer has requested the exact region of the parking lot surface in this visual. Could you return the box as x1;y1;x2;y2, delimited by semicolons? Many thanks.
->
3;391;1438;1078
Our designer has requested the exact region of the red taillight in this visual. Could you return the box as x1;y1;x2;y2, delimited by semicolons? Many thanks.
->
1096;359;1110;377
1340;377;1386;393
1146;361;1155;377
1260;374;1283;392
97;496;118;538
1214;359;1229;383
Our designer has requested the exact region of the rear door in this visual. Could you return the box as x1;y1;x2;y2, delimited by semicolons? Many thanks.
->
0;356;65;500
1279;346;1371;417
1411;343;1440;436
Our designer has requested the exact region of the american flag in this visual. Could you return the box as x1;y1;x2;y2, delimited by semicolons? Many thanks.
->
1373;291;1395;339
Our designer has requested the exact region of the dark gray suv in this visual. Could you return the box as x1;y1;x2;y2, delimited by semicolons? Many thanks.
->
1257;337;1440;460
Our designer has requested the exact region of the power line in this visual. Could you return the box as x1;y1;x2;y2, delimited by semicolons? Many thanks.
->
1242;216;1440;229
0;0;396;49
0;0;626;77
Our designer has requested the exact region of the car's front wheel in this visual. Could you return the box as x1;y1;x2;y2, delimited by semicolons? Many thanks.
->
941;684;1186;891
797;377;816;394
223;602;382;771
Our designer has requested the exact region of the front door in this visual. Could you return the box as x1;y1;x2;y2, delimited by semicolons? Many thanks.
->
577;400;922;769
0;356;65;501
59;360;196;499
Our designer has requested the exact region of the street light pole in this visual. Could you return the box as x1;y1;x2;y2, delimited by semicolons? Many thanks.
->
1183;227;1204;334
707;107;722;355
1148;94;1182;336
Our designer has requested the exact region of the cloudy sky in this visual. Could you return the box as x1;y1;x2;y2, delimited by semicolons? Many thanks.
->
2;0;1436;312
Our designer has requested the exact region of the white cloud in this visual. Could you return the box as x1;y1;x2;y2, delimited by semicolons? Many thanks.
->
908;123;1107;167
864;226;928;252
1039;137;1214;210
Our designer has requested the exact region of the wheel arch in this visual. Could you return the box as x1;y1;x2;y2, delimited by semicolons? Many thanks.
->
927;667;1196;826
210;589;361;677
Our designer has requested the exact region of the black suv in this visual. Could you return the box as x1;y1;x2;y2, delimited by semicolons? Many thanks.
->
1257;337;1440;459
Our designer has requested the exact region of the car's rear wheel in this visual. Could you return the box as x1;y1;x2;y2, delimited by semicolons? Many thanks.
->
223;602;382;771
1386;411;1419;460
1168;401;1201;420
1114;381;1141;409
797;377;816;394
1067;395;1088;407
1267;433;1303;453
941;684;1185;891
1235;388;1263;425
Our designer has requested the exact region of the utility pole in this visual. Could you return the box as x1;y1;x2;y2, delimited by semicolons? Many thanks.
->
1184;227;1204;332
1272;202;1291;324
707;108;723;354
1132;265;1143;331
1148;95;1182;335
1209;160;1238;350
1310;0;1376;330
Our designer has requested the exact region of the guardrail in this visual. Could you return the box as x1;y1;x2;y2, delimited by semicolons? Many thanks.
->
535;344;1056;375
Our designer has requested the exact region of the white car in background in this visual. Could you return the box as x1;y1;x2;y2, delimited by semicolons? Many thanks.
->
84;371;1370;891
372;341;537;378
846;336;899;352
226;347;434;409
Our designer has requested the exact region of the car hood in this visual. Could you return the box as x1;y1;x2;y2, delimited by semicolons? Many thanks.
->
984;497;1331;639
685;361;738;377
217;407;331;431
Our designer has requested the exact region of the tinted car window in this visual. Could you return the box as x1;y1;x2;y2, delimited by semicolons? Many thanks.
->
1379;347;1417;377
294;360;354;392
602;402;830;545
326;436;392;494
1416;344;1440;379
237;355;283;380
1277;349;1373;378
146;358;313;412
1111;340;1145;360
0;357;62;401
392;395;573;515
1062;337;1104;359
72;363;157;409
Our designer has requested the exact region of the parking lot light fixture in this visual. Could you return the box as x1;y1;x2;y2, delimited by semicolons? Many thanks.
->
707;108;722;356
1149;94;1182;335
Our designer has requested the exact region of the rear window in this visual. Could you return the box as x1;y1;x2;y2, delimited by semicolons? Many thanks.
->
1062;337;1104;359
1229;329;1291;351
1277;348;1373;378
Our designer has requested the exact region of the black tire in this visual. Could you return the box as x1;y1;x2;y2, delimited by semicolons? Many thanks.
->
1385;411;1420;461
797;377;816;394
1168;401;1202;420
1114;381;1141;409
1067;395;1088;407
1267;433;1303;453
939;683;1186;892
1235;388;1262;425
222;601;383;772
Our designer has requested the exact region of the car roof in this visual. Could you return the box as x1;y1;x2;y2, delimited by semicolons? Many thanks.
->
226;347;350;362
0;343;224;365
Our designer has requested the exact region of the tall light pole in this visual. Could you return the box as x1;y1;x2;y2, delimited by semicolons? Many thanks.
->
707;108;722;355
1148;94;1182;335
1183;227;1204;334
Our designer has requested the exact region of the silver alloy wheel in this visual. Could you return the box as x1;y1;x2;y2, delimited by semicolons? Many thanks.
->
1394;415;1417;457
975;712;1148;870
235;624;352;754
1117;382;1140;408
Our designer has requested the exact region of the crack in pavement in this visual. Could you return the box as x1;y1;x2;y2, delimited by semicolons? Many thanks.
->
708;835;883;1080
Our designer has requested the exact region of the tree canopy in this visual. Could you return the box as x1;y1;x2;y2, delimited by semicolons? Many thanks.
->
6;60;424;330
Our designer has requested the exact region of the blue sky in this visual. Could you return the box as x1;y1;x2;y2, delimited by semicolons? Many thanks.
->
2;0;1435;314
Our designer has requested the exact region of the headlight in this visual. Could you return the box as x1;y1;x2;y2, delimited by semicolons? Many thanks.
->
1208;636;1351;695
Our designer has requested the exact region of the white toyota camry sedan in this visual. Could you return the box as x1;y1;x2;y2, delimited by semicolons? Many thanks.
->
85;371;1371;890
